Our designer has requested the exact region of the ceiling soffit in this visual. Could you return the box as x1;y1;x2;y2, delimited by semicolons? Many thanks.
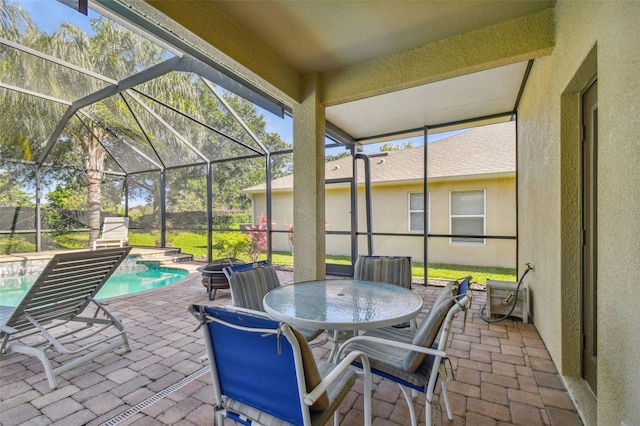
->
208;0;554;74
326;61;530;143
132;1;554;144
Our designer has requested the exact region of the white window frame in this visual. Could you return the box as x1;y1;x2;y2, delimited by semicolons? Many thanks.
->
408;192;429;233
449;189;486;245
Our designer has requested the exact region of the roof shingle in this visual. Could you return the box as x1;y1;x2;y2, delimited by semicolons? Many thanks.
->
245;121;515;192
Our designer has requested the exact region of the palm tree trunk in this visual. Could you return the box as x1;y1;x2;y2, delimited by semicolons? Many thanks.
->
82;134;106;249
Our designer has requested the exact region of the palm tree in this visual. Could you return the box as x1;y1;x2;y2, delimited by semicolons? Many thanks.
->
1;2;292;251
46;19;166;245
1;5;166;247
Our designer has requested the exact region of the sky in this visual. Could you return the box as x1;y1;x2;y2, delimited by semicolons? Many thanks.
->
14;0;97;34
12;0;467;153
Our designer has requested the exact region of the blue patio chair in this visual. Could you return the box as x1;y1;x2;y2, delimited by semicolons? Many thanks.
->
223;260;279;311
223;260;326;345
189;305;372;426
337;277;472;426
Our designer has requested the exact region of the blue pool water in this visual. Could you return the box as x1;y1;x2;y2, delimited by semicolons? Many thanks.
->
0;267;188;307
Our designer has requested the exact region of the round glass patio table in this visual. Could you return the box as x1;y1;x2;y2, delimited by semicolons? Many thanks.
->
263;279;423;331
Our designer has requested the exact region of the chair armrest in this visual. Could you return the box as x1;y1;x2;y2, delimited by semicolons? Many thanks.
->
0;306;17;333
336;335;447;361
223;305;270;318
0;324;18;334
304;350;372;406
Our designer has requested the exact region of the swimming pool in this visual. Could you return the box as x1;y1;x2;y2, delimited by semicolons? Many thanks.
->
0;266;189;307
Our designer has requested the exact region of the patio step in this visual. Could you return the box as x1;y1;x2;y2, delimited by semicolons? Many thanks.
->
134;247;194;264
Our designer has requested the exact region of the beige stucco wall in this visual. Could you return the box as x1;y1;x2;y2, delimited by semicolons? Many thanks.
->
250;176;516;271
517;1;640;424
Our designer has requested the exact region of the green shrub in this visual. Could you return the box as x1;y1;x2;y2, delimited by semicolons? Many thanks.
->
49;232;89;249
129;230;158;247
212;232;251;259
0;235;36;254
212;211;251;228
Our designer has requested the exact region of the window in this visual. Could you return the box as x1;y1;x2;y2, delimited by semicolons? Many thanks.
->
409;192;429;232
450;189;485;244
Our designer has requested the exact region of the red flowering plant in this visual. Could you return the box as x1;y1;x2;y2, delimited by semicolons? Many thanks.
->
246;214;272;262
284;223;295;253
284;221;328;256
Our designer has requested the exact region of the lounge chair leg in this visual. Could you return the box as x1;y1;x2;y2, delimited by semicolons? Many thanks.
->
11;344;58;389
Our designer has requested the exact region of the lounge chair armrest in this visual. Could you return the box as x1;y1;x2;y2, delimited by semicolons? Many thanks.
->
1;324;18;334
304;350;372;406
1;305;17;333
336;335;447;360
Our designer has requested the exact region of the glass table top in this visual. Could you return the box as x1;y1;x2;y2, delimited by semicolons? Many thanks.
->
263;279;423;330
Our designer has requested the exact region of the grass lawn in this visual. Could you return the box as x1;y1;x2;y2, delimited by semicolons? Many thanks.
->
324;254;515;284
8;230;516;285
138;231;517;284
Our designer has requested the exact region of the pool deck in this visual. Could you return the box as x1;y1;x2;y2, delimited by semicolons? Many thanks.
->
0;247;198;267
0;257;582;426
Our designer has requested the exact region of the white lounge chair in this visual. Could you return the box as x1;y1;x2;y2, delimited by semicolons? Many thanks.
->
93;217;129;250
0;247;132;389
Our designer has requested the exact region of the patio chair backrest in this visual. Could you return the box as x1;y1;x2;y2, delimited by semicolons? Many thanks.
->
191;305;329;425
456;276;471;299
101;217;129;239
223;260;280;311
354;255;412;289
402;279;460;372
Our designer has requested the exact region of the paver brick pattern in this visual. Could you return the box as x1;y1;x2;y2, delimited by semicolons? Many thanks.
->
0;264;582;426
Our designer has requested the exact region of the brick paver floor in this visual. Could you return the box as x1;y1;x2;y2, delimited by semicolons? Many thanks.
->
0;263;582;426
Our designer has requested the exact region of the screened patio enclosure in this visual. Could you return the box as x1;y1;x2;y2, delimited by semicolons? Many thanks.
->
1;1;520;279
0;1;298;257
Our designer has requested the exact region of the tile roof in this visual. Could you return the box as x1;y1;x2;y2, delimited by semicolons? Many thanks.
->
245;121;515;192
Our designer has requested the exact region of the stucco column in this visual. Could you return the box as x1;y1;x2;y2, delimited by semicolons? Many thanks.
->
292;73;326;282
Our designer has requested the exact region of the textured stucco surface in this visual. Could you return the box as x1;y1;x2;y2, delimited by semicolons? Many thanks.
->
292;74;326;282
517;1;640;424
322;9;554;106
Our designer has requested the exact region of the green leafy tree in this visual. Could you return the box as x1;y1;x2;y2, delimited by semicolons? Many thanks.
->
0;172;31;207
1;3;293;247
326;151;350;162
1;5;164;246
379;141;414;151
199;92;291;211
